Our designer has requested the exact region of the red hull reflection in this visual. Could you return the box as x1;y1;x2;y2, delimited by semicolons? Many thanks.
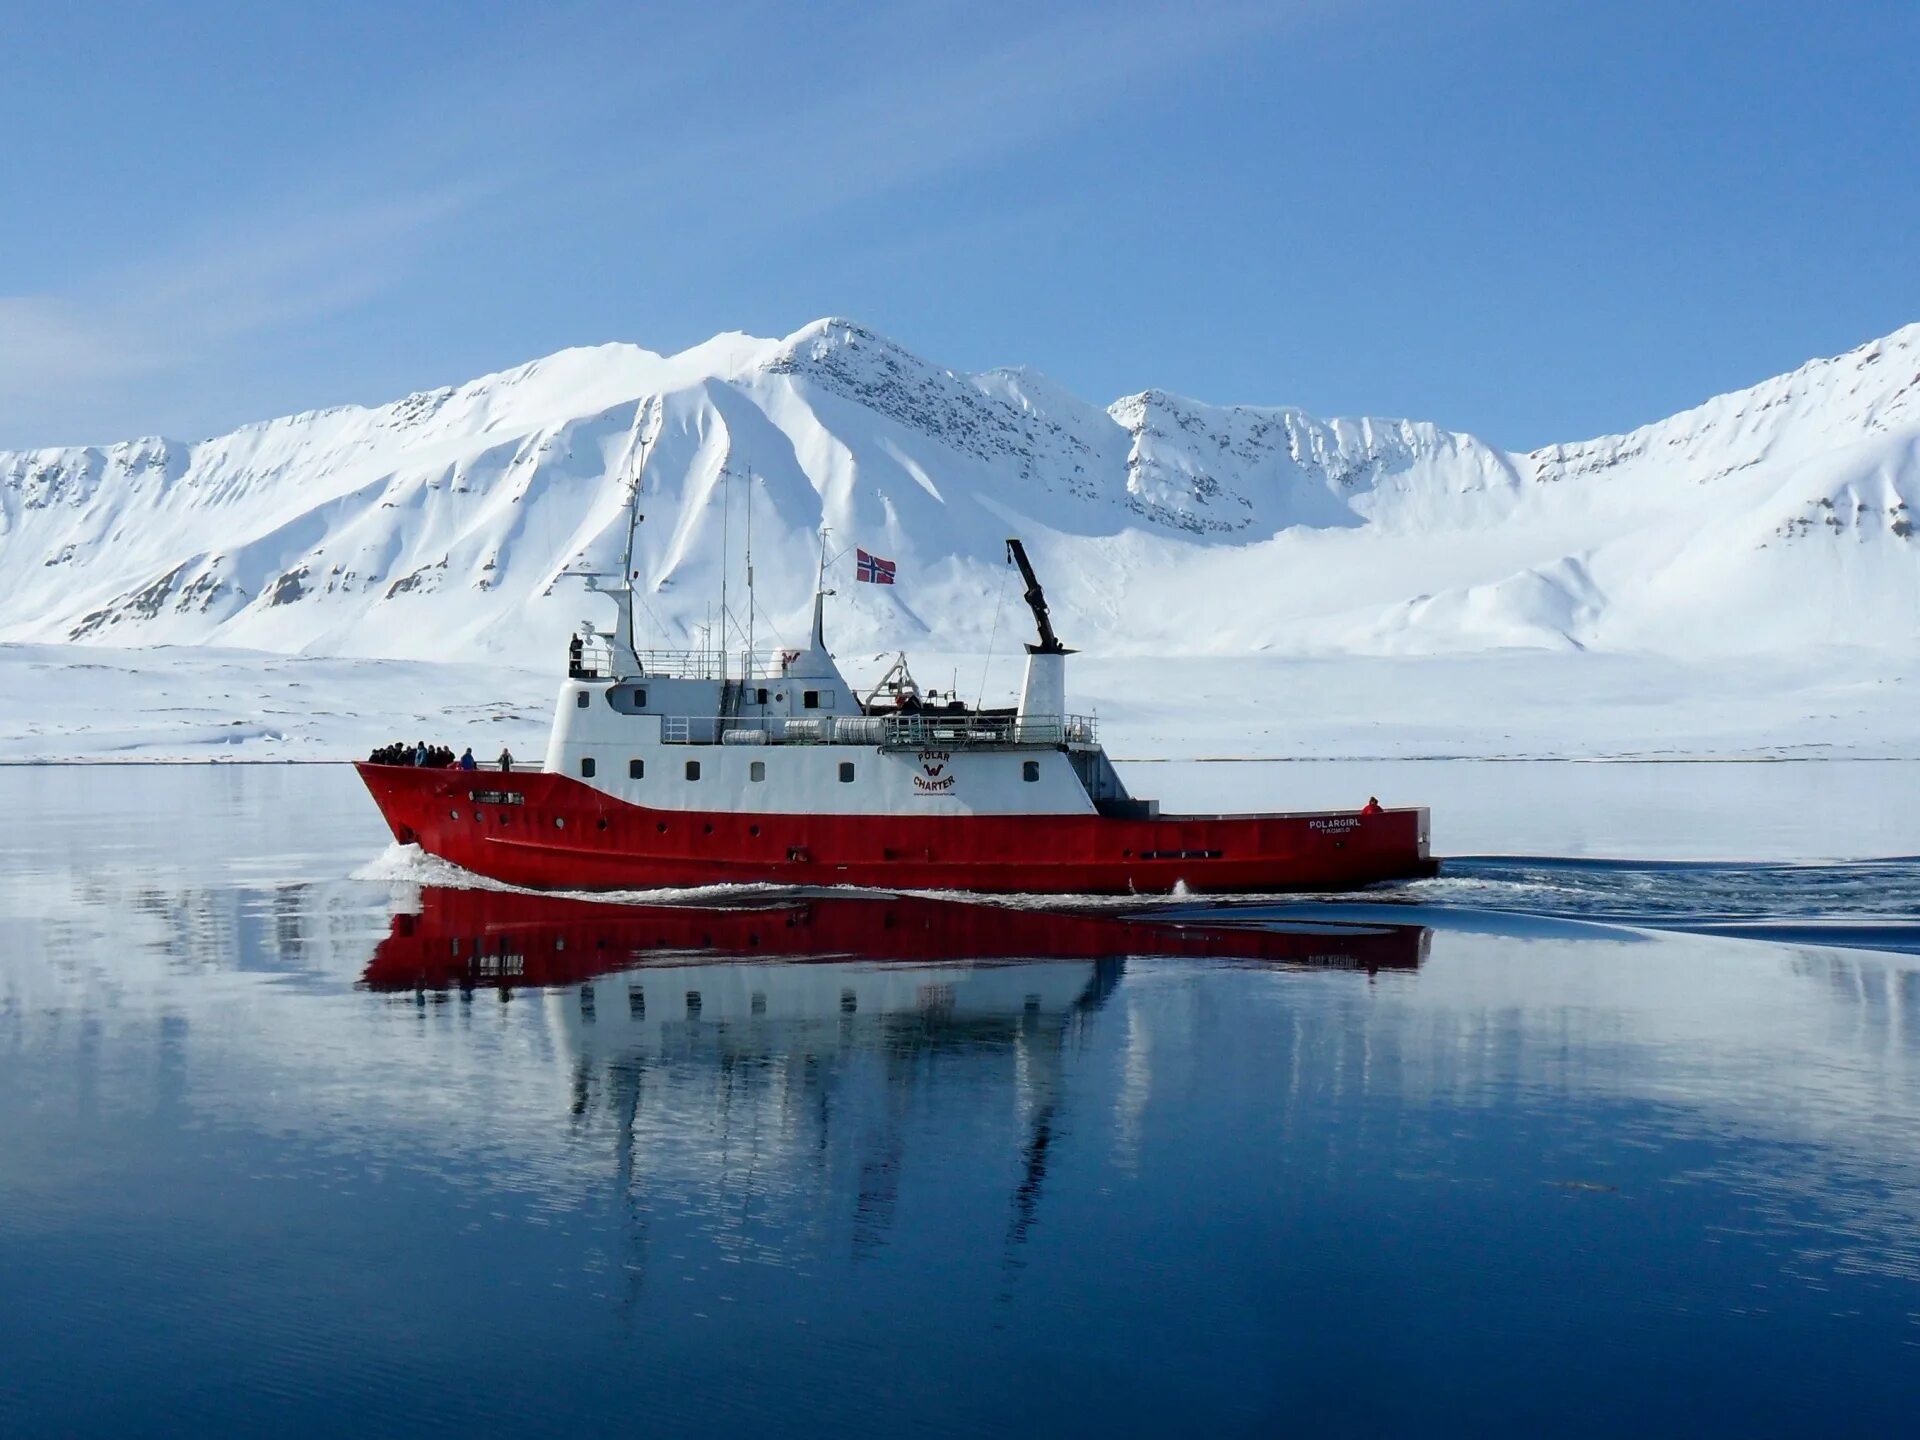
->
361;886;1428;992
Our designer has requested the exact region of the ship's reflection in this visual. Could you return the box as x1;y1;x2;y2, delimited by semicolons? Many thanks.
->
360;888;1427;1289
361;886;1430;993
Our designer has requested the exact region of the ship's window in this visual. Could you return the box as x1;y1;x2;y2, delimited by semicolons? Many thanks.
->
839;762;855;783
580;757;596;778
685;760;701;781
803;690;819;709
628;758;644;779
840;988;857;1014
449;809;459;820
686;990;702;1014
1023;760;1040;782
555;817;565;829
633;688;646;707
576;691;589;708
754;687;768;705
750;760;765;782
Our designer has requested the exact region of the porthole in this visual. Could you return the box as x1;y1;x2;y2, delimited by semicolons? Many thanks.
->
685;760;700;781
449;809;460;820
554;817;566;829
749;760;765;782
596;817;609;831
628;758;644;779
579;756;596;778
575;691;589;709
838;762;855;783
656;821;668;834
703;823;714;835
749;824;760;837
1022;760;1040;782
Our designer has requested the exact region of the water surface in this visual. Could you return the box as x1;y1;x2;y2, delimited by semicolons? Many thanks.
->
3;765;1919;1437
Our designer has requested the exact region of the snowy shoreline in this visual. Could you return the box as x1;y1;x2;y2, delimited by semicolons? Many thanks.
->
4;640;1915;765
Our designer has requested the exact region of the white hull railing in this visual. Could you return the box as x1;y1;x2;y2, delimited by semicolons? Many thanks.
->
658;713;1098;748
569;637;799;683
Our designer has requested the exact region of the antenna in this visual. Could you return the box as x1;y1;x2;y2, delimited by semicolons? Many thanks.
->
718;463;730;679
745;467;756;676
620;399;654;658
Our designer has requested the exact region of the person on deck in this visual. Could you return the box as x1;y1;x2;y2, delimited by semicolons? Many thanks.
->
1361;796;1384;815
458;747;477;770
413;741;428;767
498;747;514;774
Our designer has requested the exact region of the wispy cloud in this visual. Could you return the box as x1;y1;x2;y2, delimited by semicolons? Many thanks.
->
0;1;1298;448
0;187;474;396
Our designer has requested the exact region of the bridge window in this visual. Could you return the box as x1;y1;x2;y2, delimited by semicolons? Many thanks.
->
685;760;701;781
750;760;766;782
575;691;589;708
629;758;644;779
839;762;855;783
580;757;596;778
1023;760;1040;782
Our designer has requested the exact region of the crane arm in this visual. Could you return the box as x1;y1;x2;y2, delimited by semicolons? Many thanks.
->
1005;538;1066;654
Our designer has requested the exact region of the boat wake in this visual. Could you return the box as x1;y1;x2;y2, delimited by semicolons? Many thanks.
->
352;842;834;909
1220;855;1920;956
351;845;1920;956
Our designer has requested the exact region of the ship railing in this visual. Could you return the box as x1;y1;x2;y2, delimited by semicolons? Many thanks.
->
629;649;789;680
569;633;618;680
879;713;1097;749
658;713;1098;748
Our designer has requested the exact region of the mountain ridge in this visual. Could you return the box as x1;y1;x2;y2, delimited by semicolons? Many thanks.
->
2;316;1915;666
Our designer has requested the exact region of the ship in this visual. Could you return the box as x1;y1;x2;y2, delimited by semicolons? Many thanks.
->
357;535;1436;893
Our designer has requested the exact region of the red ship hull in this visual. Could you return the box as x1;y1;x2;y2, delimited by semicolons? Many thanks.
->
356;762;1436;894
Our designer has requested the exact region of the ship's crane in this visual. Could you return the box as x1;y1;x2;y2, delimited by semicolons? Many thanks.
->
1005;538;1069;655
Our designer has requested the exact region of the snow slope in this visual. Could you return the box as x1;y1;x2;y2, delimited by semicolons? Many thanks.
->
4;318;1916;670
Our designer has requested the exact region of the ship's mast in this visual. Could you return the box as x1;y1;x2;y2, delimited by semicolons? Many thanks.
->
745;467;756;675
620;401;653;660
718;464;730;680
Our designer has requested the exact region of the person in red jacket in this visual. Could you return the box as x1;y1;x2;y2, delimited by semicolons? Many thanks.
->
1361;796;1384;815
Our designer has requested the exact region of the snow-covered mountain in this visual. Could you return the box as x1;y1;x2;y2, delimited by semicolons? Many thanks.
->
2;317;1916;666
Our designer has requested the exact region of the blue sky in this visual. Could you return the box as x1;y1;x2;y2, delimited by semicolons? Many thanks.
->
3;0;1916;451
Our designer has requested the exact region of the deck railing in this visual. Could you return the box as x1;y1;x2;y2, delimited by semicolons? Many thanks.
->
657;713;1097;749
568;640;793;682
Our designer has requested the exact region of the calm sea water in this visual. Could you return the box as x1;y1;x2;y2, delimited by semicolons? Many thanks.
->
3;764;1920;1437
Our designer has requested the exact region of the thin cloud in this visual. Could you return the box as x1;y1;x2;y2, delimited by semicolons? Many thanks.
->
0;1;1299;448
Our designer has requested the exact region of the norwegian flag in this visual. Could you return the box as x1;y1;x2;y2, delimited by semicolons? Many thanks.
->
855;548;897;585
